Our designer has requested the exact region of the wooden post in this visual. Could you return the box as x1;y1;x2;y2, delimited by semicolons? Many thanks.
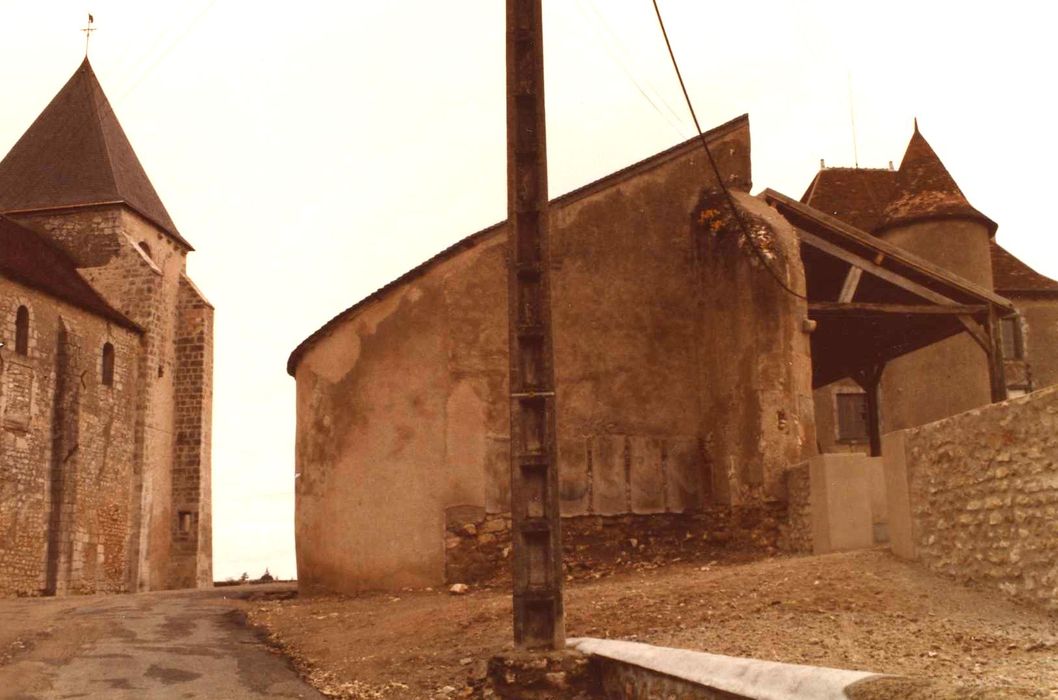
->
505;0;564;650
853;363;885;457
984;308;1008;403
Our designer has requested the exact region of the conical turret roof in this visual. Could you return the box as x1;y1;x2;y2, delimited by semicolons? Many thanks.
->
0;58;190;248
880;123;995;236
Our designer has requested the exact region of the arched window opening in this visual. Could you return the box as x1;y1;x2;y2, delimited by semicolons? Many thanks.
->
14;306;29;355
138;241;152;260
101;342;115;386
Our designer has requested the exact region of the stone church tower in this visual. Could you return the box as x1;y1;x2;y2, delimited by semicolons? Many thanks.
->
0;59;212;593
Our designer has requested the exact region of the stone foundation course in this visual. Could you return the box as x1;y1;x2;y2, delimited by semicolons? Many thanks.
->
445;506;786;585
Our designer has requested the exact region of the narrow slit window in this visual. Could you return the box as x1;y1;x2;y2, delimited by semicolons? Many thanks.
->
178;511;193;534
14;306;29;355
101;342;115;386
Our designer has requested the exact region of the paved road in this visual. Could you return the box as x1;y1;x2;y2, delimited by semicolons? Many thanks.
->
0;584;324;699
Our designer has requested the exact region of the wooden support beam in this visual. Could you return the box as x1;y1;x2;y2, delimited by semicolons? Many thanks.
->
851;363;885;457
958;315;992;354
984;307;1008;403
763;189;1016;312
795;227;961;307
809;302;988;317
837;266;862;303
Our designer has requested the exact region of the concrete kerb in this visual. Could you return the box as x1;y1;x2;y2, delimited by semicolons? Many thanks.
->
568;637;885;699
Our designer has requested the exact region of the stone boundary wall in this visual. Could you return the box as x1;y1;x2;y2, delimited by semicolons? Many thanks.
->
444;505;785;585
884;385;1058;610
778;464;812;554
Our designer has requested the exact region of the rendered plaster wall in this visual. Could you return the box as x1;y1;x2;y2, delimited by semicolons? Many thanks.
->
884;385;1058;610
1010;295;1058;390
877;219;993;433
12;206;210;591
0;277;140;596
693;191;816;504
294;121;817;592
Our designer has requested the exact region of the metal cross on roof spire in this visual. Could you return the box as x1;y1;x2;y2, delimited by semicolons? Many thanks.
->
82;14;95;57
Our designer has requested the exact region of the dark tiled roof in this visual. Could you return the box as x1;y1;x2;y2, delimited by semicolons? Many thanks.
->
991;241;1058;294
879;126;996;235
0;58;190;249
802;126;996;237
801;167;897;233
0;216;140;331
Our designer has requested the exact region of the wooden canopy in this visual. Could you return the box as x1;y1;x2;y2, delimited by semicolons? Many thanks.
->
762;189;1016;454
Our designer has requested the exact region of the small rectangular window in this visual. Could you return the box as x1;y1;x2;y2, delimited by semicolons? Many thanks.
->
1000;317;1023;360
178;511;193;534
836;392;869;442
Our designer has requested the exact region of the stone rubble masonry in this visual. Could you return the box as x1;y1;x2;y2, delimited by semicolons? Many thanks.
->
778;464;813;554
444;505;786;585
1;203;212;595
0;276;139;596
485;650;595;699
170;275;214;588
884;384;1058;610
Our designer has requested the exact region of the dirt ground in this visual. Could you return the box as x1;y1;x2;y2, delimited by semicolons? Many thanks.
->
242;549;1058;699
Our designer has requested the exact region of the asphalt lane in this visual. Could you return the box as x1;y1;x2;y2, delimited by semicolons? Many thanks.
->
0;584;324;699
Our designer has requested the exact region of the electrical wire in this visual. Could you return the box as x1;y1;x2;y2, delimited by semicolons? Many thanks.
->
650;0;808;301
573;0;688;138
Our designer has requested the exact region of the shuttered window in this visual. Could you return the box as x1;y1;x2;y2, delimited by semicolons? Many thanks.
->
1000;317;1023;360
836;392;869;442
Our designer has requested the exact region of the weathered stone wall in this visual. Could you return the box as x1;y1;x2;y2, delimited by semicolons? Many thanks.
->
777;464;812;553
694;191;816;503
884;385;1058;610
294;121;819;593
444;507;785;585
0;277;140;596
170;275;214;588
9;205;212;592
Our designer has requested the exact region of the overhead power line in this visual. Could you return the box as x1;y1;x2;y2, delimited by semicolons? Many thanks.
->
650;0;808;301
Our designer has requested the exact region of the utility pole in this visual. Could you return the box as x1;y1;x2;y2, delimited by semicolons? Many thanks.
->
505;0;565;650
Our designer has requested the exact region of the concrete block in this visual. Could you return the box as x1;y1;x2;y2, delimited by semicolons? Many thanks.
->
568;637;882;700
808;453;874;554
591;435;626;515
882;430;916;560
629;436;664;514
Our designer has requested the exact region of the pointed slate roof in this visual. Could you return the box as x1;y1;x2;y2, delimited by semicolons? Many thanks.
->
0;58;190;249
0;216;140;331
879;123;996;236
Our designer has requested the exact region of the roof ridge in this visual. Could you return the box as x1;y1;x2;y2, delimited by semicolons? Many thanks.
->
81;60;121;198
287;114;752;376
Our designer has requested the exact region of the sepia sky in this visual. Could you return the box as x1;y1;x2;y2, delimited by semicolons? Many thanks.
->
0;1;1055;581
